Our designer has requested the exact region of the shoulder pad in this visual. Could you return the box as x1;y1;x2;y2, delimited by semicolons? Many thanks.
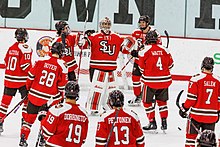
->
123;108;139;121
78;105;88;117
99;110;114;122
139;45;151;57
158;45;171;54
57;59;68;73
49;103;71;117
37;56;50;62
190;73;206;82
213;74;220;81
18;43;32;53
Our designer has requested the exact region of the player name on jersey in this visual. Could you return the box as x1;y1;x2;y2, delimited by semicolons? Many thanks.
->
64;113;87;122
44;63;57;71
151;50;163;56
204;81;216;87
108;117;131;124
9;50;19;55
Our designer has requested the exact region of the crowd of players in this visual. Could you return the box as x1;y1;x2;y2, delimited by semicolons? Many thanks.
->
0;15;219;147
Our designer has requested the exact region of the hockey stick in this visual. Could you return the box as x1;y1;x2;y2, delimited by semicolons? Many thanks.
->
77;9;89;81
0;96;27;123
105;108;120;147
176;90;201;134
35;128;43;147
121;45;144;71
164;30;169;48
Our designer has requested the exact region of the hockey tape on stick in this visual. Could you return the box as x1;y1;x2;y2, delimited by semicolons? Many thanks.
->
164;30;169;48
176;90;201;134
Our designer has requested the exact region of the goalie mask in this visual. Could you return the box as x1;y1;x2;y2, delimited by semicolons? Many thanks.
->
138;15;150;30
55;21;70;36
145;30;158;45
196;130;216;147
99;17;111;34
108;90;124;107
65;81;80;100
50;42;64;58
201;57;214;71
15;28;29;42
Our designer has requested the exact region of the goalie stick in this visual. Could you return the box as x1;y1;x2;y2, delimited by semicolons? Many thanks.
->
176;90;201;134
0;96;27;123
105;108;120;147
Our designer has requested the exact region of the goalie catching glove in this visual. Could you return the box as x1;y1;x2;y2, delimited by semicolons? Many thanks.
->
179;103;189;118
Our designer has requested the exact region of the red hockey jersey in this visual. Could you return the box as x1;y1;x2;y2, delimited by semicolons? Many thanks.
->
138;44;174;89
132;27;162;64
26;56;68;106
53;33;78;72
87;31;124;71
4;42;32;88
183;72;220;123
41;102;89;147
95;108;145;147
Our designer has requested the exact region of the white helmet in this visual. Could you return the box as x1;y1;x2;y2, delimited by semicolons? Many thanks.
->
99;17;111;34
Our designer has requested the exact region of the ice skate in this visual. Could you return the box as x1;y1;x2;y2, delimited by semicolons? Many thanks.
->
39;134;46;147
143;120;158;134
161;118;167;134
0;119;3;135
19;134;28;147
128;95;141;106
90;110;99;116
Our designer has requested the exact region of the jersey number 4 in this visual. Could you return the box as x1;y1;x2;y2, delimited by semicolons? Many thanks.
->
156;57;163;70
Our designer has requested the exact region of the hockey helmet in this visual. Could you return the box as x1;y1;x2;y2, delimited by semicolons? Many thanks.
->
201;57;214;71
15;28;29;42
99;17;111;34
50;42;64;58
138;15;150;30
196;130;216;147
65;81;80;100
145;30;158;45
108;90;124;107
55;21;70;35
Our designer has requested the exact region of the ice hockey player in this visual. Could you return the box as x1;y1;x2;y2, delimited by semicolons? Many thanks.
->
53;20;78;81
84;17;128;115
39;81;89;147
0;28;32;134
139;30;174;133
95;90;145;147
19;42;68;147
179;57;220;147
127;15;162;106
196;130;217;147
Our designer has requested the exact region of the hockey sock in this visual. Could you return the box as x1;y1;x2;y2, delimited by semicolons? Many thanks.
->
132;75;141;96
0;95;13;118
143;102;155;121
157;100;168;119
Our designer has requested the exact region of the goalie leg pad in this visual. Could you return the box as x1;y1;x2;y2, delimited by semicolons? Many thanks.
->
103;71;119;110
86;70;107;111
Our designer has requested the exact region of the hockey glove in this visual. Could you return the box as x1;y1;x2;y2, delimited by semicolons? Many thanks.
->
38;103;50;121
130;50;139;57
85;29;95;36
179;103;189;118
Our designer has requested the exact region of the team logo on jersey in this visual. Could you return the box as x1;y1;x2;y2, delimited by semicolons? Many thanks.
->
99;40;115;55
36;36;53;57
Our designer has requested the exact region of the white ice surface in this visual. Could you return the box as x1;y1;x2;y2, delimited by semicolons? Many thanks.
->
0;71;219;147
